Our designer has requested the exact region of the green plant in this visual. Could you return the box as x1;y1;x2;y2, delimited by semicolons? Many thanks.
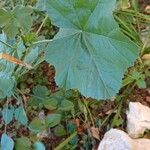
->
0;0;142;100
0;0;150;149
42;0;139;99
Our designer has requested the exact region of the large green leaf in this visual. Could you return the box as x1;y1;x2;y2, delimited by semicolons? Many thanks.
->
45;0;139;99
36;0;46;11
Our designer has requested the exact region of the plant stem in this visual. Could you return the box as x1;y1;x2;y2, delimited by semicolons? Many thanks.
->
117;10;150;21
10;0;15;9
82;98;95;127
32;39;52;45
54;131;77;150
100;82;136;128
115;15;133;34
36;15;48;35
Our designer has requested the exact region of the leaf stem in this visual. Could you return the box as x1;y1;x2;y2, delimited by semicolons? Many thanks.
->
36;15;48;35
82;97;95;127
10;0;15;9
32;39;52;45
116;10;150;21
54;131;77;150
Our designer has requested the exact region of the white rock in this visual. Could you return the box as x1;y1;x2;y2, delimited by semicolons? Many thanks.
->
98;129;134;150
127;102;150;138
135;138;150;150
37;130;49;138
98;129;150;150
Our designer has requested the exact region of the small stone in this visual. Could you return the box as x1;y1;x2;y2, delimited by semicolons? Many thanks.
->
142;54;150;60
145;5;150;14
37;130;49;138
38;110;45;120
127;102;150;138
98;129;150;150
